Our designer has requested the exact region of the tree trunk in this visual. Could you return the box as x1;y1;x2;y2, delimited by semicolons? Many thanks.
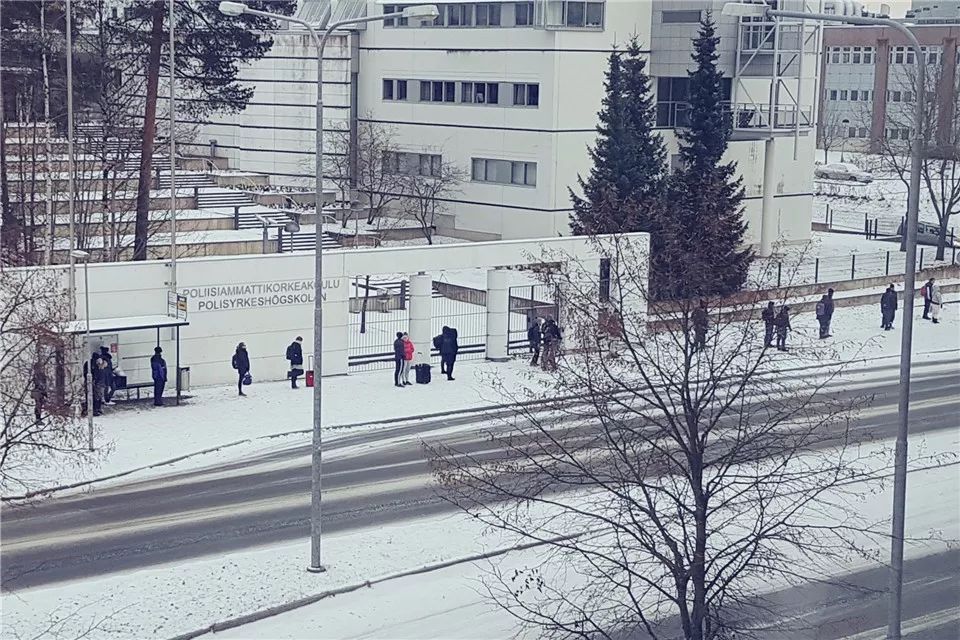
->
359;275;370;333
133;1;165;261
936;215;950;262
41;5;54;265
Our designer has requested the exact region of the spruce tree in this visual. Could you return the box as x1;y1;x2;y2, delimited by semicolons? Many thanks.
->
653;14;752;299
570;37;665;235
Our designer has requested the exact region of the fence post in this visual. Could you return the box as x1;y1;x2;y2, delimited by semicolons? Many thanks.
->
400;280;407;311
919;247;924;271
874;218;879;238
850;254;856;280
276;229;283;253
233;206;240;230
828;205;833;227
814;257;819;283
864;213;870;238
777;262;782;288
885;251;890;276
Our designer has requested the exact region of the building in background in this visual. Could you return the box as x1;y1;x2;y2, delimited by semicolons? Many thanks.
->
186;0;822;251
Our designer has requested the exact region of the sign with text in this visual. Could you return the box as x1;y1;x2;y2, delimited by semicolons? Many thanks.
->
167;291;188;320
181;278;343;312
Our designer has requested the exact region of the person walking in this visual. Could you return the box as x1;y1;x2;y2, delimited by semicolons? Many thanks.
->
815;294;830;339
151;346;167;406
527;317;542;366
31;361;47;421
541;317;562;372
880;284;898;331
929;280;943;324
824;288;835;337
99;346;115;404
401;333;415;385
286;336;304;389
232;342;250;396
691;299;708;353
439;326;459;381
761;301;776;348
393;331;405;388
775;306;791;352
92;354;107;415
922;278;934;319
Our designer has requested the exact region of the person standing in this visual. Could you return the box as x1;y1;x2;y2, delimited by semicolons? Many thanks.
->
922;278;935;319
401;333;414;385
151;346;167;406
99;346;115;404
691;299;708;353
775;306;791;352
232;342;250;396
824;288;835;337
815;294;830;339
31;361;47;421
761;301;776;348
286;336;304;389
880;284;898;331
541;317;562;372
439;326;459;381
929;280;943;324
527;317;542;366
393;331;405;388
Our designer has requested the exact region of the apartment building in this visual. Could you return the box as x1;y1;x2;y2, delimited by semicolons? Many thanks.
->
189;0;822;252
818;21;960;154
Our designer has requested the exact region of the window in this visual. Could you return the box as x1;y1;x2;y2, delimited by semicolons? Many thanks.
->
905;49;915;64
384;152;442;176
858;127;868;138
901;128;910;140
863;47;874;64
830;47;840;64
662;10;702;23
445;3;474;26
475;3;501;26
841;47;851;63
848;126;857;137
470;82;499;104
472;158;537;186
513;83;539;106
852;46;862;63
829;89;838;100
562;1;603;27
887;128;898;140
839;89;848;100
515;1;534;26
892;90;901;102
903;90;912;103
418;80;455;103
849;90;858;101
383;5;408;27
656;75;731;127
382;79;408;101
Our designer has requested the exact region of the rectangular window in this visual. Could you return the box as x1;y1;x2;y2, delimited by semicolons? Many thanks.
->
512;83;540;106
892;90;901;102
382;79;407;101
901;128;910;140
848;126;857;138
515;1;533;26
852;47;862;63
444;81;455;102
858;127;868;138
662;10;702;23
385;152;442;176
829;89;838;100
585;1;603;26
476;3;501;26
565;1;585;27
863;48;874;64
894;48;904;64
903;90;912;103
383;5;408;27
461;81;473;103
397;80;407;100
905;49;915;64
839;89;848;100
420;80;431;101
448;4;461;25
841;47;851;63
383;79;394;100
830;47;840;64
472;158;537;186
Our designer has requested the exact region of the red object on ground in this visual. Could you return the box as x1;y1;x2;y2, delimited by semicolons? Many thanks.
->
306;370;315;387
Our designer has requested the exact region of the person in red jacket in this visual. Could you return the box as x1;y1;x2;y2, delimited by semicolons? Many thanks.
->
400;333;415;386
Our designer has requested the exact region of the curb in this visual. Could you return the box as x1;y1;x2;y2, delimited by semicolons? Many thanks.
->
4;348;956;503
167;526;604;640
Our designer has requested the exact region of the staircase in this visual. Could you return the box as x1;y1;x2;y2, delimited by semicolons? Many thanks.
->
278;230;342;252
236;209;295;230
158;172;215;190
356;277;442;299
195;190;255;209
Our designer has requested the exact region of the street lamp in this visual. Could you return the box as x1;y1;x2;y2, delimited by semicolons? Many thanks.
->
70;249;93;451
217;0;439;574
840;118;850;162
723;4;925;638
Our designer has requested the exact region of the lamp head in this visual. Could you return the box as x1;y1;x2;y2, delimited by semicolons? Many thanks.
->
218;1;247;17
721;2;769;18
70;250;90;260
284;220;301;233
401;4;440;20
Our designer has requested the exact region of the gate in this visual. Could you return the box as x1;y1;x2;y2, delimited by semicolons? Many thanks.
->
507;284;559;355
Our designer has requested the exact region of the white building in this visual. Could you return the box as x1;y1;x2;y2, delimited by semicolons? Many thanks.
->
187;0;822;254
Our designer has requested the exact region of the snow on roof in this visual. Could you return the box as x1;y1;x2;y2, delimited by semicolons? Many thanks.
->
62;315;189;335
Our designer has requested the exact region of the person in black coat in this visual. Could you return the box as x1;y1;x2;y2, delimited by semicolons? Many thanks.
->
527;317;542;366
286;336;304;389
439;326;459;381
232;342;251;396
393;331;405;388
99;346;115;403
775;306;792;352
691;299;709;353
151;346;167;406
880;284;898;330
761;301;776;348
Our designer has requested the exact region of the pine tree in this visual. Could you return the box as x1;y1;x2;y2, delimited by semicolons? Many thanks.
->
570;37;665;235
653;14;752;299
125;0;296;260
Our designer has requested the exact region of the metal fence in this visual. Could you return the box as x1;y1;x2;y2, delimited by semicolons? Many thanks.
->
507;284;559;355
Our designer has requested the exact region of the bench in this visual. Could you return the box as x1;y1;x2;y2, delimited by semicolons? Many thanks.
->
115;381;155;401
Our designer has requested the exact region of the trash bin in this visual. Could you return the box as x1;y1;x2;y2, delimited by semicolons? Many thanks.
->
178;366;191;393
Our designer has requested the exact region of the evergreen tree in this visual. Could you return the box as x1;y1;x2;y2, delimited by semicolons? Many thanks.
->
653;14;752;299
570;37;665;235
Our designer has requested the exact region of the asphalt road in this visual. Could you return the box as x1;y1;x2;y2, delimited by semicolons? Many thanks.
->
2;358;958;592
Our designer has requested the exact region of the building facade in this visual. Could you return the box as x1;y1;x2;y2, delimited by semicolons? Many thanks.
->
187;0;822;252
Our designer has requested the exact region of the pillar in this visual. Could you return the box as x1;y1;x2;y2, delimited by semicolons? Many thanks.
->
759;137;778;257
485;268;510;362
408;272;432;364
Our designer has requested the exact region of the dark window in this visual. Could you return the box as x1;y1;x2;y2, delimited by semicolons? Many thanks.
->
383;79;394;100
397;80;407;100
444;81;456;102
515;2;533;25
420;81;431;101
585;1;603;26
461;81;474;103
476;3;501;26
565;1;585;27
432;81;444;102
487;82;499;105
662;10;701;23
528;83;539;106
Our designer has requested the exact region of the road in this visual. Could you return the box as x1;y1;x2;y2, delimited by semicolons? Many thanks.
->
2;358;958;592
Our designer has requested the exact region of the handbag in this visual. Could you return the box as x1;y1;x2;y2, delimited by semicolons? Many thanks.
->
242;372;252;386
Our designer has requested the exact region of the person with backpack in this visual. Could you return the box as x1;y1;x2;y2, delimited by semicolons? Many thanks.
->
922;278;935;319
527;317;542;366
541;317;562;371
151;346;167;406
775;306;792;352
761;301;776;348
438;326;459;381
393;331;405;388
400;333;414;386
880;284;898;331
815;291;832;339
286;336;304;389
232;342;251;396
691;299;709;353
31;361;47;421
824;288;835;336
929;280;943;324
99;346;115;404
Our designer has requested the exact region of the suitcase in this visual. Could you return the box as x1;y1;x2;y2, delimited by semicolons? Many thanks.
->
415;363;431;384
306;370;315;387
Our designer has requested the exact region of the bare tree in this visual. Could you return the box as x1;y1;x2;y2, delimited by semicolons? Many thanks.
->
817;108;853;164
399;152;463;245
1;266;92;493
876;59;960;260
430;235;883;639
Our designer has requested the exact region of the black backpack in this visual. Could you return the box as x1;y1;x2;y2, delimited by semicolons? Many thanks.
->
231;354;238;370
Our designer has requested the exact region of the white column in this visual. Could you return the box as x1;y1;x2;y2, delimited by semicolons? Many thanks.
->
759;137;778;257
485;268;510;362
408;272;432;364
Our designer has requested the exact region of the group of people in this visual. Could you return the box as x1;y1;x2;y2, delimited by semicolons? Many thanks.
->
389;326;460;387
921;277;944;324
526;316;562;371
82;346;118;415
761;302;793;351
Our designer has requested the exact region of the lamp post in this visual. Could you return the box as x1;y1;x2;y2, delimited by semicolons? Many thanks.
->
70;249;93;451
217;1;439;574
169;0;178;295
840;117;850;162
723;4;925;638
66;0;77;318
